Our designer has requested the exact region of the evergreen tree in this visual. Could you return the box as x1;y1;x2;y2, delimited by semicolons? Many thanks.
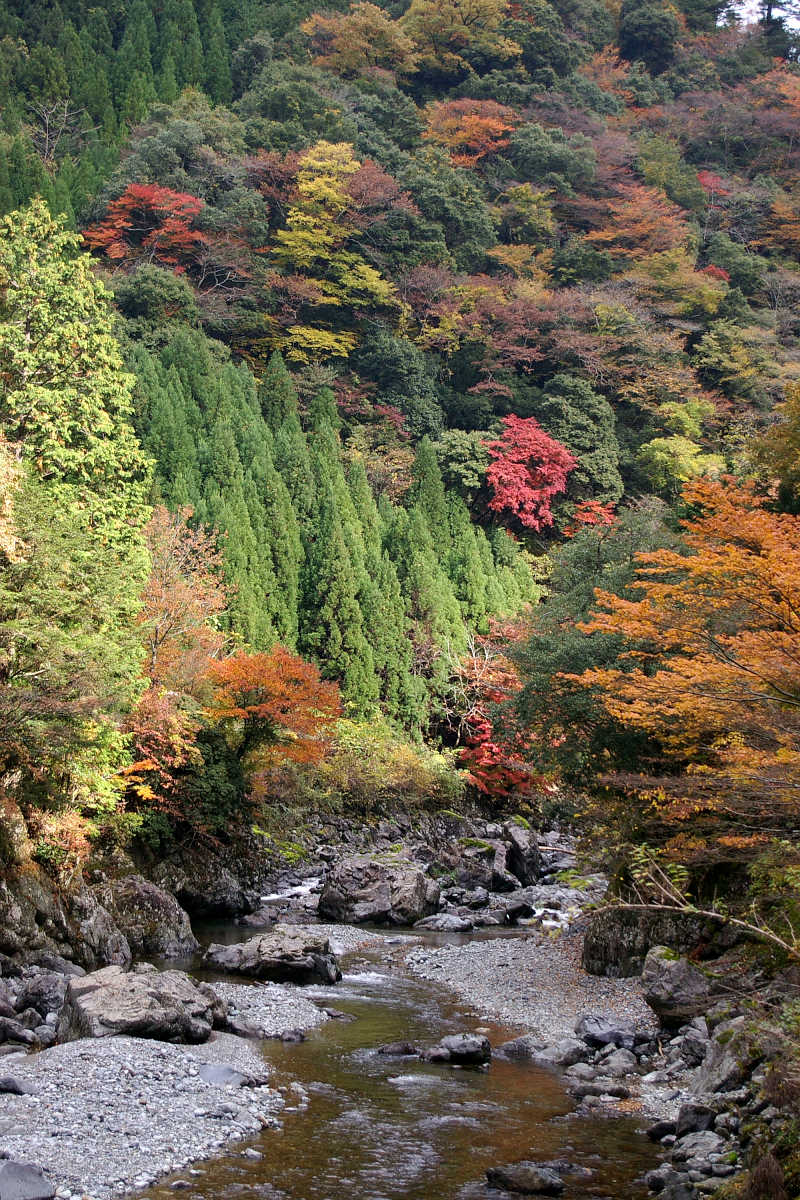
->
259;352;299;433
409;436;450;547
300;480;379;716
446;494;489;632
204;4;233;103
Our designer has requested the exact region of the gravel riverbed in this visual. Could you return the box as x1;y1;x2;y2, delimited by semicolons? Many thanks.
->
0;979;336;1199
405;929;658;1040
404;929;698;1122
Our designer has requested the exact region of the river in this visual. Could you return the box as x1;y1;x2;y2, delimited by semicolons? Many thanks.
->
141;925;658;1200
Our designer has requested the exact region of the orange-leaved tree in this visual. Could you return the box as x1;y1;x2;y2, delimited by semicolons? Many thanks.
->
124;506;228;819
204;647;341;768
575;477;800;855
423;99;517;167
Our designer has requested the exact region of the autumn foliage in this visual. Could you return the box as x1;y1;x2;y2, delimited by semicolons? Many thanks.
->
486;415;576;531
423;99;517;166
453;625;541;803
204;646;341;764
140;506;228;695
577;477;800;853
84;184;207;271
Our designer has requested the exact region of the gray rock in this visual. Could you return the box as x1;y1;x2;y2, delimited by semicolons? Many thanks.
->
695;1016;762;1094
377;1041;418;1056
676;1103;716;1136
67;885;132;970
486;1162;564;1194
152;858;252;918
642;947;711;1027
318;856;439;926
581;907;737;978
100;876;199;959
197;1063;265;1088
491;842;520;893
646;1120;677;1142
575;1013;636;1049
530;1038;588;1068
503;821;541;886
414;913;473;932
204;925;341;985
56;964;225;1043
602;1047;638;1075
428;1033;491;1065
644;1164;684;1194
0;1076;34;1095
13;974;67;1020
0;1160;55;1200
0;1018;35;1046
672;1131;724;1162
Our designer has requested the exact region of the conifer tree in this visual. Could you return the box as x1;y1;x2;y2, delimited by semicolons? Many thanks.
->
300;480;379;716
410;436;451;547
259;352;299;434
204;4;233;103
446;494;489;631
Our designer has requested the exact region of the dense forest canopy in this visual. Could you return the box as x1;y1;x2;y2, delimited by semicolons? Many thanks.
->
1;0;800;924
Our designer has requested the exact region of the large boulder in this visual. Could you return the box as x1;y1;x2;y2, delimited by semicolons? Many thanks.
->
575;1013;636;1050
203;925;342;984
0;1160;56;1200
318;856;440;926
56;964;225;1043
101;875;198;959
503;821;541;886
642;947;711;1027
424;1033;491;1065
695;1016;764;1095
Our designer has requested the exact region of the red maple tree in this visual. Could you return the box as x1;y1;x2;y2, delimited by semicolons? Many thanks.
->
485;415;576;531
84;183;207;271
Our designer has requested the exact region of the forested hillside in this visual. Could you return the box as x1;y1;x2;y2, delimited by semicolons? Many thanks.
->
2;0;800;909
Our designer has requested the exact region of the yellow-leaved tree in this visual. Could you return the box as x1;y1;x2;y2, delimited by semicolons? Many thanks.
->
269;141;401;362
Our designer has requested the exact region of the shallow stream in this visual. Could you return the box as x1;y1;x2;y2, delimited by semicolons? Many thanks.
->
143;926;658;1200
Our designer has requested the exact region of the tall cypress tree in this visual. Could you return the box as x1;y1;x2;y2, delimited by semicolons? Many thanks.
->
348;460;423;726
409;436;450;547
300;480;379;717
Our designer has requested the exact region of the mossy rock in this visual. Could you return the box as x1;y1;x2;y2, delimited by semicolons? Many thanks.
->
458;837;494;853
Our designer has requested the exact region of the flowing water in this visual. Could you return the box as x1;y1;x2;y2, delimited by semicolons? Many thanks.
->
143;924;659;1200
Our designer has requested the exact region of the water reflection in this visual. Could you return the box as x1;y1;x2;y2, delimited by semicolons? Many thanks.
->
143;942;657;1200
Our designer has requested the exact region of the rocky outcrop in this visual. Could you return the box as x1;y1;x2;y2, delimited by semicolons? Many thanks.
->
318;855;440;925
642;947;711;1027
56;964;226;1043
99;875;198;959
203;925;342;984
151;858;253;918
66;886;132;969
581;907;739;978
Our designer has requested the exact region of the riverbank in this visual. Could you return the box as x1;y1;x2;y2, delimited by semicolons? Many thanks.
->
405;928;658;1042
0;994;321;1200
0;926;386;1200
